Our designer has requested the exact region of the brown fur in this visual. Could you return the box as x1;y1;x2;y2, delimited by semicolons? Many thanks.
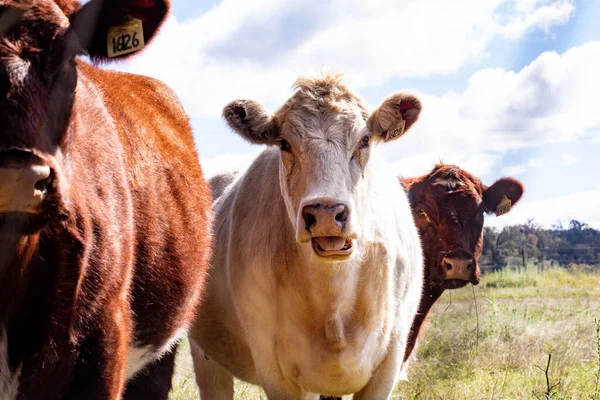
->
400;164;524;365
0;1;211;399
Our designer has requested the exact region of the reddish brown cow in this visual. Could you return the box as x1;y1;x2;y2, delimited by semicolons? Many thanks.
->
400;164;523;367
0;1;211;399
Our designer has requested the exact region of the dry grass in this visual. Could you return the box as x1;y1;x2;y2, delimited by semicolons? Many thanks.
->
169;268;600;399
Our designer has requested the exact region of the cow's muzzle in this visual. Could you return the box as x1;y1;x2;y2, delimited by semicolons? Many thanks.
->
441;254;480;288
0;150;52;214
297;198;355;260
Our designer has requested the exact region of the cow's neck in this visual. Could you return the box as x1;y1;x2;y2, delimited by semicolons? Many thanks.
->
291;247;365;350
0;234;39;304
403;281;444;362
0;228;79;377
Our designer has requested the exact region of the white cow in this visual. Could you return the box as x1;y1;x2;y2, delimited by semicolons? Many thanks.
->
189;74;424;399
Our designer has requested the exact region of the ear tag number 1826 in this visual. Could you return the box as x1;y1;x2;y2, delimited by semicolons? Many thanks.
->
107;17;145;58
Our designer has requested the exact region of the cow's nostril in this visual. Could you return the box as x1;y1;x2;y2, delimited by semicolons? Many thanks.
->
444;262;453;271
34;177;50;194
303;208;317;232
466;262;473;271
335;207;348;224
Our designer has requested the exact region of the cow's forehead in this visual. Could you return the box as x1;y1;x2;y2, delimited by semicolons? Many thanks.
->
277;85;368;147
282;104;365;142
0;1;69;71
0;0;77;11
0;0;70;39
277;74;368;126
418;166;485;212
425;186;483;221
429;166;482;191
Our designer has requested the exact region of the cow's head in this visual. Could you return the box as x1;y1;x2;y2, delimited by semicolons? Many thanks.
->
223;74;421;262
402;164;524;290
0;0;169;234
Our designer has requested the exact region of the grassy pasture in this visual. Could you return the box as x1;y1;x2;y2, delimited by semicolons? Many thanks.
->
169;268;600;399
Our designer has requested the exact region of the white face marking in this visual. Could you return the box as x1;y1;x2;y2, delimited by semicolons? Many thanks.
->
0;328;20;400
433;178;463;190
5;57;30;87
125;327;187;380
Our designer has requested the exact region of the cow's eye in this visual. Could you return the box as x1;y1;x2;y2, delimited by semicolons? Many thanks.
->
418;210;429;220
277;139;291;152
360;135;370;148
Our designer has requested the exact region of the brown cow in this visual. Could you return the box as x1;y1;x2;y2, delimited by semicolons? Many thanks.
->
400;164;524;373
0;1;211;399
319;165;523;397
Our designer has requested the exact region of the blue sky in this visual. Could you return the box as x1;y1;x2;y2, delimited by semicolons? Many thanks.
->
119;0;600;229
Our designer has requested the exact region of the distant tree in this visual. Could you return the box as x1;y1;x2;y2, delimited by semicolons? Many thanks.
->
569;220;588;231
481;219;600;273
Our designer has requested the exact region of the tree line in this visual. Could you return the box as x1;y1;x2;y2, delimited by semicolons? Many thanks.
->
481;220;600;273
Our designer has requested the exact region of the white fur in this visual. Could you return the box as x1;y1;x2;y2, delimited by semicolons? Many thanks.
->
126;346;154;380
5;57;30;87
433;178;463;190
0;329;20;400
189;84;424;399
190;149;423;398
126;327;186;380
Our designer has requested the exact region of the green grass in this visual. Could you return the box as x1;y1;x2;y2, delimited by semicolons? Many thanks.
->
169;268;600;399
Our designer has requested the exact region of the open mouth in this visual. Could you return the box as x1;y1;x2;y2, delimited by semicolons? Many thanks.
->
311;237;353;258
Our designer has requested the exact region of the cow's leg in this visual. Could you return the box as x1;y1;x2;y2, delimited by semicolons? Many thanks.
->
352;338;402;400
64;306;132;400
190;340;235;400
123;348;177;400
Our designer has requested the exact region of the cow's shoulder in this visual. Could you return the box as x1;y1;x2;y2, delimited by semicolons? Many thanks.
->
215;149;288;253
209;171;240;201
222;149;280;209
77;62;198;166
79;62;188;127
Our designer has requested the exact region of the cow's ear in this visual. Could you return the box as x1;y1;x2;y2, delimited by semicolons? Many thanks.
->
399;177;421;208
367;93;422;143
399;176;417;190
69;0;169;62
223;100;280;145
483;178;524;216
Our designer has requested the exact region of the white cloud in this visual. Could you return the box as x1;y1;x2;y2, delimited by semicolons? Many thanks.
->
498;0;574;39
561;153;580;166
200;150;261;178
528;157;546;168
377;41;600;182
501;164;528;176
389;151;502;180
118;0;574;119
485;187;600;229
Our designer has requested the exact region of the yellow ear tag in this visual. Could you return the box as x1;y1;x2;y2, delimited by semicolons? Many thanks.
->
496;195;512;216
384;118;406;142
107;17;145;58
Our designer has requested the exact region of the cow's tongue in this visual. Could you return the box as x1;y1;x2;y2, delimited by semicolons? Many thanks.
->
315;237;347;251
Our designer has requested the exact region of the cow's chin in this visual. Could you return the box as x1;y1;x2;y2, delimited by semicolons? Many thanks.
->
310;237;354;262
443;279;471;290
